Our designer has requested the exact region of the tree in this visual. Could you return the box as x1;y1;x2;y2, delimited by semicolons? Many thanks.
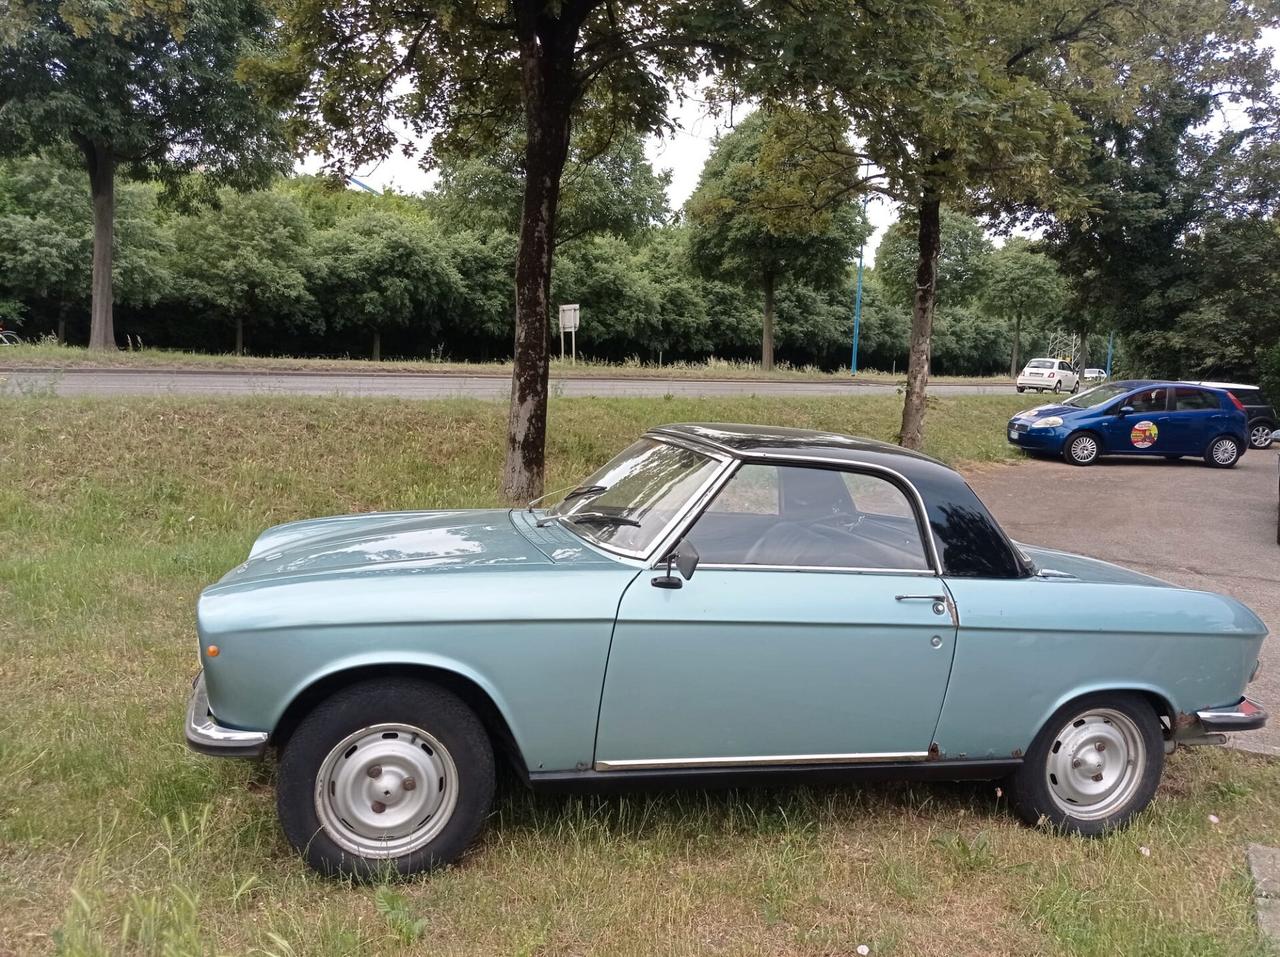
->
686;111;867;370
434;131;670;245
875;209;991;312
981;238;1066;377
0;0;287;350
0;155;172;342
308;210;463;360
173;190;312;354
263;0;759;500
745;0;1233;448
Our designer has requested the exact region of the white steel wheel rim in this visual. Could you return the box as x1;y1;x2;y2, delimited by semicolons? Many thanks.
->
1053;381;1062;392
1070;435;1098;462
315;722;459;859
1045;708;1146;821
1212;438;1238;464
1250;425;1271;448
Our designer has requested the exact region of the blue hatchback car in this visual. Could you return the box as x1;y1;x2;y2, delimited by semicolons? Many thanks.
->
1008;380;1250;467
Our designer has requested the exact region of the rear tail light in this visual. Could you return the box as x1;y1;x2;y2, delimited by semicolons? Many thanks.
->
1228;391;1246;411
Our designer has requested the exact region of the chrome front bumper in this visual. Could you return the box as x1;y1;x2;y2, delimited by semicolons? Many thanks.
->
184;672;269;758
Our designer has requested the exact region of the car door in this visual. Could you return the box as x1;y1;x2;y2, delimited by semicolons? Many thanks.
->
593;462;957;768
1166;386;1231;454
1058;361;1078;391
1097;386;1172;455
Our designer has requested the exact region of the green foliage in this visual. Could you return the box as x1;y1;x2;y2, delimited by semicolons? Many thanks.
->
686;112;868;293
172;189;313;348
307;210;463;354
874;209;992;310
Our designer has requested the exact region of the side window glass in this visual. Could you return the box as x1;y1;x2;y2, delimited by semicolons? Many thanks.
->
687;464;930;570
1128;388;1168;413
1174;387;1217;411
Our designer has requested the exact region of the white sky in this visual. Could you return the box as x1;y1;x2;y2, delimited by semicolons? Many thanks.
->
317;29;1279;266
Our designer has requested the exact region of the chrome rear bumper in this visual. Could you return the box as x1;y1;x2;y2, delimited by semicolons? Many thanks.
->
184;672;269;758
1196;696;1268;733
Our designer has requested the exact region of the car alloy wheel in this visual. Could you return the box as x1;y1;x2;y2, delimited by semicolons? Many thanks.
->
1053;380;1063;393
1043;708;1146;821
1207;437;1241;467
1251;424;1274;449
314;722;460;859
1066;432;1099;465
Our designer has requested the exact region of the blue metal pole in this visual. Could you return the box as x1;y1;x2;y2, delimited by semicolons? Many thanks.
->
850;189;870;376
347;175;380;195
1105;330;1115;377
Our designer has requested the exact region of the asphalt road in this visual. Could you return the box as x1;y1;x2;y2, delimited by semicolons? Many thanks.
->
1;367;1005;399
966;449;1280;757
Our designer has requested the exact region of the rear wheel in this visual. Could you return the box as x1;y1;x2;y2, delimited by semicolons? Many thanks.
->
1204;435;1242;468
1009;692;1163;835
1016;386;1025;393
1250;422;1274;450
277;678;495;880
1064;431;1100;466
1053;380;1063;393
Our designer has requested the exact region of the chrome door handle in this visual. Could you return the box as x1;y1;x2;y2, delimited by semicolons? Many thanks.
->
895;594;949;616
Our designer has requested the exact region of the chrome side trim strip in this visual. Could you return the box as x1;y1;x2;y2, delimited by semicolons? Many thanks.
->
696;563;936;576
595;751;931;771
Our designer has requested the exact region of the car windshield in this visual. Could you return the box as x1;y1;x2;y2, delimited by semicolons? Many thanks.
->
1026;359;1054;369
547;438;722;555
1063;382;1132;409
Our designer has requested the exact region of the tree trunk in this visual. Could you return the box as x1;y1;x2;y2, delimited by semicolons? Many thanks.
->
234;315;244;356
1010;312;1022;379
898;194;942;451
82;140;116;352
1076;328;1090;383
372;329;382;362
57;315;67;345
761;272;776;371
500;16;578;503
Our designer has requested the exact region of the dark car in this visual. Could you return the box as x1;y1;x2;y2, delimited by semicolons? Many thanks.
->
1186;381;1274;450
1008;380;1250;467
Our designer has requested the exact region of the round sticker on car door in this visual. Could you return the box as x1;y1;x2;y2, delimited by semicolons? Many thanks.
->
1130;420;1159;448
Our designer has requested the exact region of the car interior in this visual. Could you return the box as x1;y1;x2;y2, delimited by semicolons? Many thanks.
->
686;464;931;570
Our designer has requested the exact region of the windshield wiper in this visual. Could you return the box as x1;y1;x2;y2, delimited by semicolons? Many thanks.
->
558;511;642;528
562;484;608;502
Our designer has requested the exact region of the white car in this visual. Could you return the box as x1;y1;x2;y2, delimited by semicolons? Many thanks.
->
0;331;21;345
1083;368;1107;382
1016;358;1080;394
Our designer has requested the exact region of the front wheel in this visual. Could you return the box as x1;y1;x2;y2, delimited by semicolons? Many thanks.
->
1009;692;1163;835
1071;380;1080;394
1204;436;1242;469
1250;422;1274;450
1064;431;1100;466
277;678;495;880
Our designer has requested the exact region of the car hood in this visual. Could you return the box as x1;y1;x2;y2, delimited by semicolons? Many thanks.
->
216;509;549;586
1017;544;1174;587
1011;402;1089;421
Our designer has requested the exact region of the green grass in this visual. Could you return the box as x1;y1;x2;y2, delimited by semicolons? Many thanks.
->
1;394;1276;956
0;341;1004;384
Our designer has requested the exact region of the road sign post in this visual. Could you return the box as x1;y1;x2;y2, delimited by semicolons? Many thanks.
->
559;304;580;365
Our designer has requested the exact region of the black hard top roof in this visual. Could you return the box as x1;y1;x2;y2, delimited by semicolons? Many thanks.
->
649;423;955;483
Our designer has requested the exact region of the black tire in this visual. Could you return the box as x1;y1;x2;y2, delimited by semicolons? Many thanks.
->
1071;381;1080;394
277;678;495;880
1053;380;1063;393
1009;692;1163;836
1064;430;1101;466
1016;386;1025;393
1203;435;1242;469
1250;421;1274;450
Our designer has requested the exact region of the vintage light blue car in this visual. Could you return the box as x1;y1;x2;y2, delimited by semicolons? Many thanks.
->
185;424;1268;878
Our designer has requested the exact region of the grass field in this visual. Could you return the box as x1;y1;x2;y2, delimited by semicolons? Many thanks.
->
1;394;1276;956
0;342;1003;384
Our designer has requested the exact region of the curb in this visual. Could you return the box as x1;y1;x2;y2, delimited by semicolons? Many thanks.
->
1248;844;1280;941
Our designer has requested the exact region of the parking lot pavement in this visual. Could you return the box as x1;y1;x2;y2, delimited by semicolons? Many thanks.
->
965;449;1280;757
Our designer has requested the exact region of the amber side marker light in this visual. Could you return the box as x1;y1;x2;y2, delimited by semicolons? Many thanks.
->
206;645;220;658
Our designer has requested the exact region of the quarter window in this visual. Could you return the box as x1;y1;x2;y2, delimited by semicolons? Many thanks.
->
686;464;930;570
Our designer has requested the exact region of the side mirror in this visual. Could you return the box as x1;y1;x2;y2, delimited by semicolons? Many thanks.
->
1118;405;1135;415
652;539;700;589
